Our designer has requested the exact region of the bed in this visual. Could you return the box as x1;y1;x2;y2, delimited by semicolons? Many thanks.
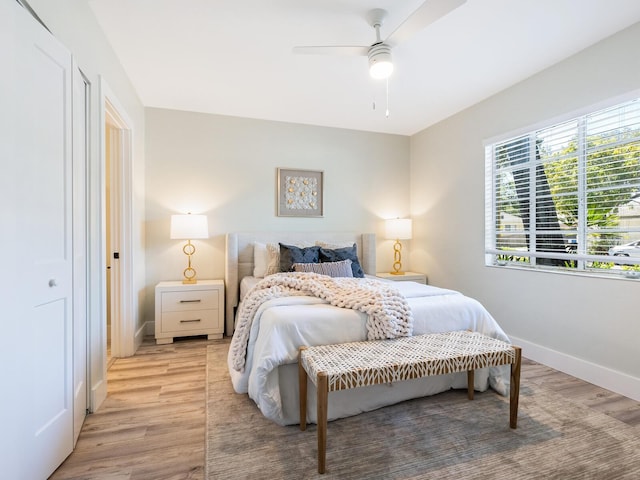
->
225;232;510;426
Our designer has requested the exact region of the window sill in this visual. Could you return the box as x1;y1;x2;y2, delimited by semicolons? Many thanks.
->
485;263;640;282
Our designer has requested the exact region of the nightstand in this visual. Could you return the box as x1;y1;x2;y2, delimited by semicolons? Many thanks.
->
155;280;225;344
375;271;428;284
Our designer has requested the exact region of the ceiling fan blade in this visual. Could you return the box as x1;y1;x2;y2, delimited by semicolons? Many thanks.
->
292;45;369;56
385;0;466;47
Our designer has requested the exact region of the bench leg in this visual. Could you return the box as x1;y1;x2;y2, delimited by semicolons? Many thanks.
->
510;346;522;429
298;347;308;431
467;369;474;400
317;372;328;474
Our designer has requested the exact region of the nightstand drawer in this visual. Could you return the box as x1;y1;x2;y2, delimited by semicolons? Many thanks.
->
161;309;216;333
161;289;219;312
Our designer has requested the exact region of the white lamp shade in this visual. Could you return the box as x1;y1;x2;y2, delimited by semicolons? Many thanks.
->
170;214;209;239
385;218;412;240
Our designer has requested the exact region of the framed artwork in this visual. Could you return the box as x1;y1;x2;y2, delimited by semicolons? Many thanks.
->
277;168;324;217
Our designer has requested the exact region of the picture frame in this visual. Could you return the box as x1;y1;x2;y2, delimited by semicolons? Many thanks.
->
277;168;324;217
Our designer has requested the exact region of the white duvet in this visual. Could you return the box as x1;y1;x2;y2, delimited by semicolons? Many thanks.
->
227;279;511;426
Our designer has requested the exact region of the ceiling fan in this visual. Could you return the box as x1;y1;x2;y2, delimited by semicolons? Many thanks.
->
293;0;467;80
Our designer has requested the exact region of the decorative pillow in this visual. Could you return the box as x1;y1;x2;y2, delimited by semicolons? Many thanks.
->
279;243;320;272
253;242;280;277
293;259;354;277
265;243;281;276
318;244;364;278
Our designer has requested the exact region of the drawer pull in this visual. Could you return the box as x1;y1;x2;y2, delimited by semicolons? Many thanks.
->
180;319;201;323
179;299;202;303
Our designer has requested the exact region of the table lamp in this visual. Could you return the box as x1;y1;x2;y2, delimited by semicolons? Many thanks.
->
385;218;412;275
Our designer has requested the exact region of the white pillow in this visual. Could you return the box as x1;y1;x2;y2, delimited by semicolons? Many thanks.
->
253;242;280;277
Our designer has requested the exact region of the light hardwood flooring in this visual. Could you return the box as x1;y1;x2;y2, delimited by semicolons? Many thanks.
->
51;336;640;479
50;336;218;480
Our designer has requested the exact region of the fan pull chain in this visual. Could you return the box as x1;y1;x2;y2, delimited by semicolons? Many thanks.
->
385;78;390;118
371;81;390;118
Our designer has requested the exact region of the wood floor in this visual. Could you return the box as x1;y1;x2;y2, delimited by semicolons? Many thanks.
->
51;336;640;480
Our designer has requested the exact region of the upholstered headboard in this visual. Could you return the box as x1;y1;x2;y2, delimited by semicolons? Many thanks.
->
224;232;376;336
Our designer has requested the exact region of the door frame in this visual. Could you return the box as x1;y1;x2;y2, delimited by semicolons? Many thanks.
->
100;78;135;359
88;77;137;412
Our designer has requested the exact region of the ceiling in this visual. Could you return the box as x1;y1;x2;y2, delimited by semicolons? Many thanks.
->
87;0;640;136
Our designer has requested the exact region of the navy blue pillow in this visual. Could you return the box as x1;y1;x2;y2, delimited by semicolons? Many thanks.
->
279;243;320;272
319;244;364;278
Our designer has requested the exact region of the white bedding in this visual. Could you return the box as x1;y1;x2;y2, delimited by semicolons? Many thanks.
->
239;276;260;302
227;279;510;426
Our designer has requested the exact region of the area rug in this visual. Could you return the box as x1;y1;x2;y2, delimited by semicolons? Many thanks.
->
205;343;640;479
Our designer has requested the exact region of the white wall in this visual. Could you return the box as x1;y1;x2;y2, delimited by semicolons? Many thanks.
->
411;22;640;399
144;107;410;323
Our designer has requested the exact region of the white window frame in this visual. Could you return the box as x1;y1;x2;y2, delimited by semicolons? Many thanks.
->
485;95;640;279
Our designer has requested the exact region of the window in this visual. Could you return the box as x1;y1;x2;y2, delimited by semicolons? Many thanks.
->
485;97;640;278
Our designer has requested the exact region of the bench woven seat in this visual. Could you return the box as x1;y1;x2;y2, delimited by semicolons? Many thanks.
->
301;330;517;392
298;330;522;474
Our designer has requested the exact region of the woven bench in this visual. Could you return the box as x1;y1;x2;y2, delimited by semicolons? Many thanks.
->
298;330;522;474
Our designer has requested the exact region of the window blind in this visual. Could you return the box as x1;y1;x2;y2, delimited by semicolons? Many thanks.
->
485;97;640;278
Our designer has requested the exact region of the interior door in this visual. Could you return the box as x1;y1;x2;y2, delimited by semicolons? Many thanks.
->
5;1;75;477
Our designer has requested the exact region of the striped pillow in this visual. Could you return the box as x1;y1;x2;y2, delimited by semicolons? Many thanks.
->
292;259;354;278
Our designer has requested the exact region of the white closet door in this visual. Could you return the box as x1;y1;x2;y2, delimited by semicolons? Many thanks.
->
2;1;75;477
72;64;89;446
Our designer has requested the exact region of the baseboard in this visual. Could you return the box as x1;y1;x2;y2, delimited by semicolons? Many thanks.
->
509;334;640;402
134;323;147;350
91;379;107;413
143;320;155;337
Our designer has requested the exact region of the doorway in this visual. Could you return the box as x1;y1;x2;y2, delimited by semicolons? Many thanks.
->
102;85;136;360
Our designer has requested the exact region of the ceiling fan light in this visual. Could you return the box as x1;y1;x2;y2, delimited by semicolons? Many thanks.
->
368;44;394;79
370;58;394;79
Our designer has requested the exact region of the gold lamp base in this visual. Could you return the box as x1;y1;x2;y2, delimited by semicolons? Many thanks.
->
390;239;405;275
181;240;199;284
